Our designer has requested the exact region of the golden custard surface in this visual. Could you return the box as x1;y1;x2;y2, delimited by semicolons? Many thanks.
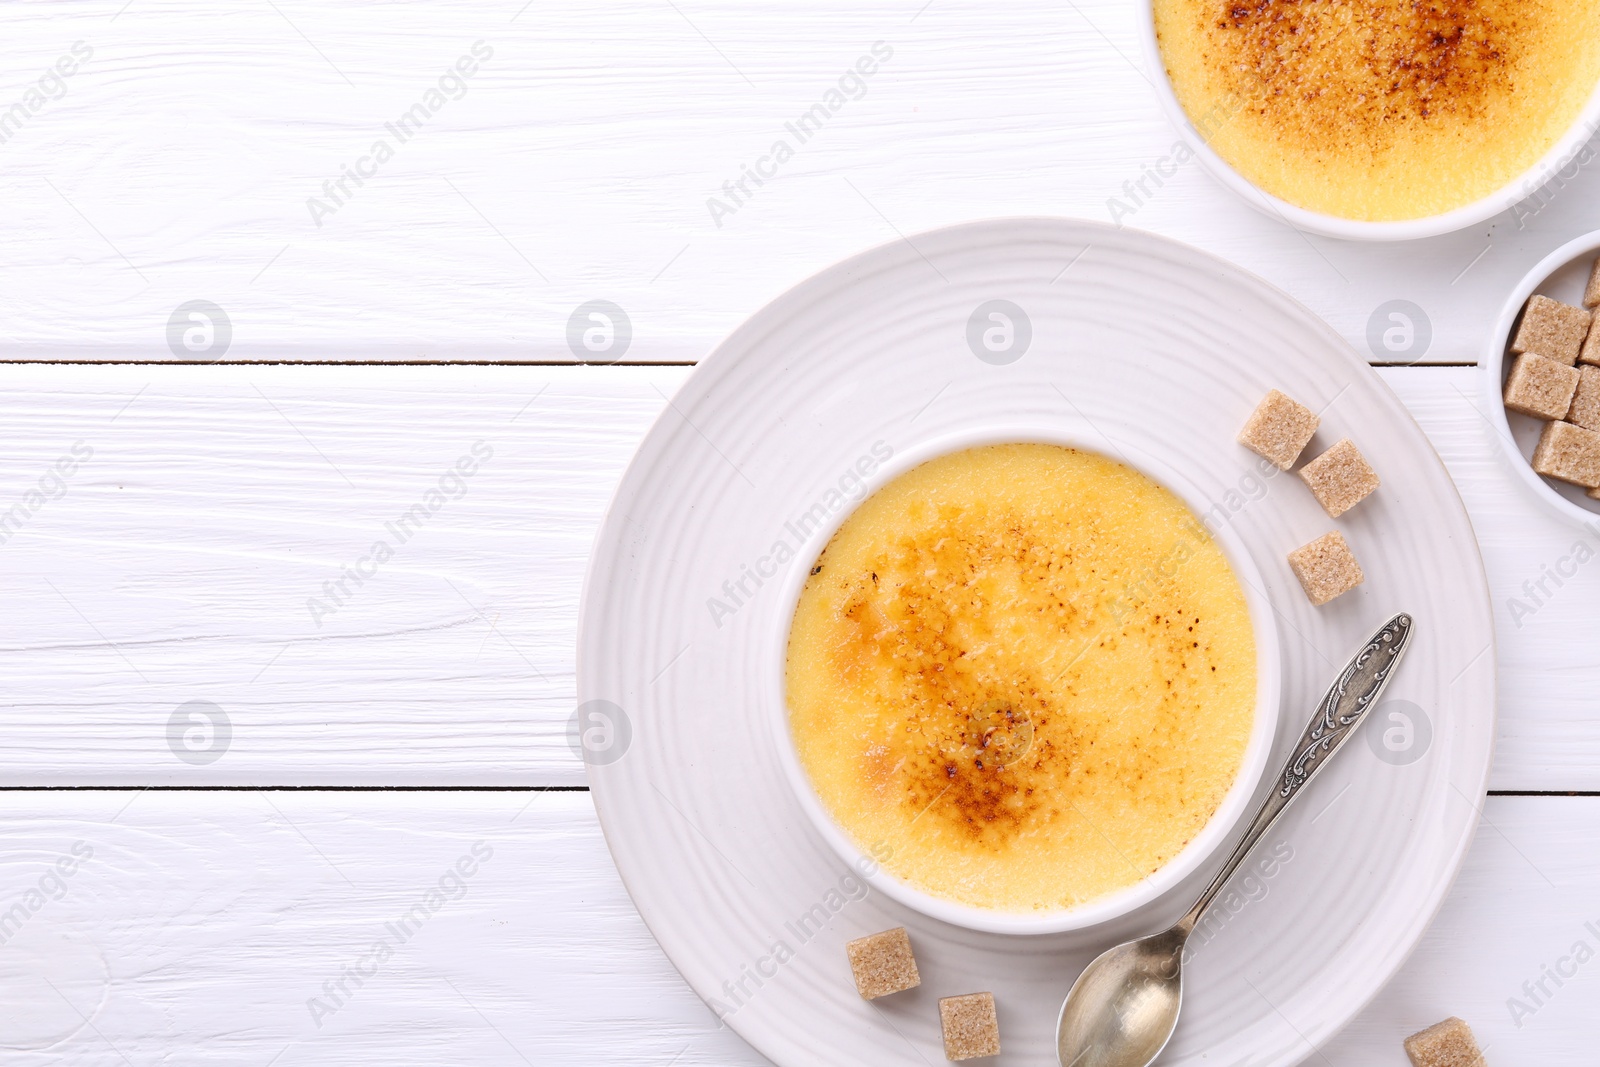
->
785;445;1256;914
1153;0;1600;220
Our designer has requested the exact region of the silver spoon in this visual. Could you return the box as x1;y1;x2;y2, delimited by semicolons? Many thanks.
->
1056;612;1415;1067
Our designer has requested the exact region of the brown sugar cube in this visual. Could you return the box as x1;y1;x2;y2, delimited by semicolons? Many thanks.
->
1580;320;1600;366
1510;294;1590;365
1288;531;1364;606
1403;1016;1487;1067
1532;420;1600;487
1503;352;1579;420
845;927;920;999
1238;389;1319;470
1298;438;1380;517
1586;255;1600;308
1568;366;1600;431
938;992;999;1061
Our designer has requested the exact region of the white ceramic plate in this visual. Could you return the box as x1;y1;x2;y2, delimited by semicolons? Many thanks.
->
578;218;1496;1065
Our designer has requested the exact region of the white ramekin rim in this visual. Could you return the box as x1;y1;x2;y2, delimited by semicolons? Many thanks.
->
1133;0;1600;242
767;427;1283;936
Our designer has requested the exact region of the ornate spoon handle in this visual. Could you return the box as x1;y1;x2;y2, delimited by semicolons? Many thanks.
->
1176;612;1415;936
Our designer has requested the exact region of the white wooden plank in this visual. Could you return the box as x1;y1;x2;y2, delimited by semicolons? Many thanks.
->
1;362;1595;788
1378;368;1600;794
0;364;688;786
0;791;1588;1065
2;0;1598;362
0;790;762;1066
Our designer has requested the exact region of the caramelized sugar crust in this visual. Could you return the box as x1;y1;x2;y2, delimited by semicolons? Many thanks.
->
1154;0;1600;219
786;445;1257;912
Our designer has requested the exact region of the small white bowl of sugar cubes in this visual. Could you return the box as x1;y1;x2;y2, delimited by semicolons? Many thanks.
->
1488;230;1600;526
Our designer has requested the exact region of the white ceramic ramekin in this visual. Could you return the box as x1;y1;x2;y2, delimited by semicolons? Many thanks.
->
1134;1;1600;241
768;427;1281;935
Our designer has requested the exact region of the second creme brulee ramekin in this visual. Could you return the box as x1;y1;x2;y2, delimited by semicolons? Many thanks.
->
1134;0;1600;241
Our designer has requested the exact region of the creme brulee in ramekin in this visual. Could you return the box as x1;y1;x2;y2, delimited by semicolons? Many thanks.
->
784;443;1258;915
1152;0;1600;221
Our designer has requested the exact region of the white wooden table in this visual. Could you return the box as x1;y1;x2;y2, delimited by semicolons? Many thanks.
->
4;2;1600;1063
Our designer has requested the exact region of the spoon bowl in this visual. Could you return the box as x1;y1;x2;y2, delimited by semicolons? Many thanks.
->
1056;929;1185;1067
